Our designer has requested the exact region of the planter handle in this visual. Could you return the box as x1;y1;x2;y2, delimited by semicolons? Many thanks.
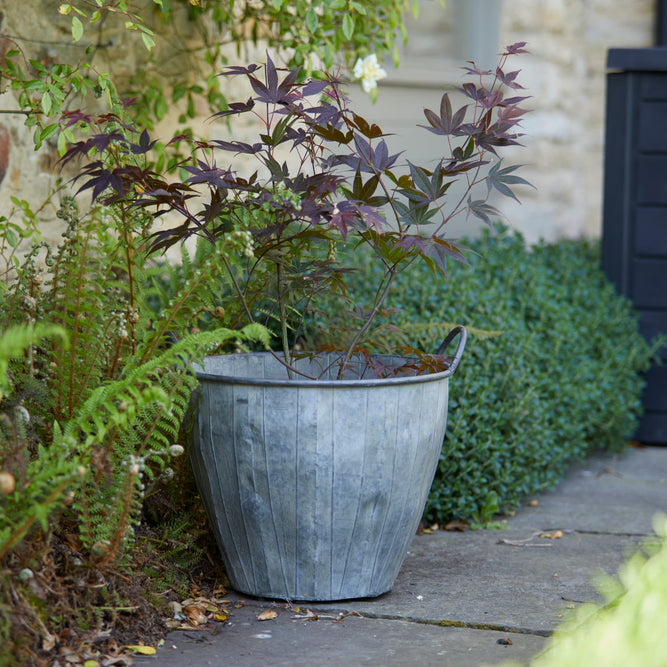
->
436;325;467;376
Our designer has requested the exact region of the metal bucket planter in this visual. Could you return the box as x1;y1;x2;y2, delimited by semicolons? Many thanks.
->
190;327;466;601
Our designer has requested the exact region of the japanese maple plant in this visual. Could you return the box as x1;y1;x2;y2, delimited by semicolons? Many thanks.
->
62;43;530;379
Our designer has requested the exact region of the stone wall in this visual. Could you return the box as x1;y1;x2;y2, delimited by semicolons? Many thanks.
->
501;0;654;240
375;0;655;242
0;1;658;248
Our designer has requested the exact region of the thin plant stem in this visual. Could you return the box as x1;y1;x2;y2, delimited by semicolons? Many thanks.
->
276;261;294;378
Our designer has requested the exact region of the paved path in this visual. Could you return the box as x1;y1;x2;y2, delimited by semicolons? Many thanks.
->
136;445;666;666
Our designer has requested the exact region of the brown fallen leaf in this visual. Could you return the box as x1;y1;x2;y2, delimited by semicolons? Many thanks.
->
42;632;57;652
539;530;563;540
444;520;469;532
528;499;539;507
184;604;207;626
257;609;278;621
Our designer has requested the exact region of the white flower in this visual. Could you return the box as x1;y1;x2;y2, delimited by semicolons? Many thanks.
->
353;54;387;94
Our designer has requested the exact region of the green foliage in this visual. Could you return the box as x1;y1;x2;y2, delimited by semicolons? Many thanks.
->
501;516;667;667
0;0;421;158
0;190;268;659
53;0;417;71
327;226;659;522
0;194;267;561
0;323;67;399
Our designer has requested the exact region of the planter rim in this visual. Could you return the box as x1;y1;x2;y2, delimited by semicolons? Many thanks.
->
195;356;454;388
195;326;467;388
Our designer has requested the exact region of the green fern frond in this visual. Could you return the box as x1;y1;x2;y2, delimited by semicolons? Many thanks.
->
0;323;68;399
402;321;505;342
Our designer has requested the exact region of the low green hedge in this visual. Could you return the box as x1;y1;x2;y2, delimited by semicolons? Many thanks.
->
333;226;659;523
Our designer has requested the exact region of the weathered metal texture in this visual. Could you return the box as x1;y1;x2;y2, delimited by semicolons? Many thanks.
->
190;352;454;601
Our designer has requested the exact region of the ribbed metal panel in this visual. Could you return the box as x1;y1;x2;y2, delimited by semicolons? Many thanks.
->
190;352;450;601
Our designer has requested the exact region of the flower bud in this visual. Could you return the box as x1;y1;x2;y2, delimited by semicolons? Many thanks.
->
169;444;185;457
0;471;16;495
15;405;30;424
91;539;110;556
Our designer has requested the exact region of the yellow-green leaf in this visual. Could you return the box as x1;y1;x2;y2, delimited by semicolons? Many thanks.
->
126;645;156;655
141;32;155;51
71;16;83;43
41;93;52;115
57;130;67;156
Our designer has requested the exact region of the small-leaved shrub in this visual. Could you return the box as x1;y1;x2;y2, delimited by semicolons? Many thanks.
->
321;225;659;523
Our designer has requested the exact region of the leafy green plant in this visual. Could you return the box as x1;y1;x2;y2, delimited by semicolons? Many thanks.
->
469;491;507;530
0;0;422;157
0;192;269;662
500;516;667;667
327;226;659;522
63;46;530;379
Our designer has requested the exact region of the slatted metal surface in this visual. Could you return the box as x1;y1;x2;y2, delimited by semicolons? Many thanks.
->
602;48;667;444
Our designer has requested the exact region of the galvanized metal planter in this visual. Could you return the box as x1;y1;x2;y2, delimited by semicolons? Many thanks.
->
190;327;466;601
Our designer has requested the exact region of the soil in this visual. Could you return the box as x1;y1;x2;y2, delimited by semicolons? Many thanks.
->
3;512;227;667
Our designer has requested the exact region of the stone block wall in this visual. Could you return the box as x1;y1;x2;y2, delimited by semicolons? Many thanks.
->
367;0;655;242
0;0;657;248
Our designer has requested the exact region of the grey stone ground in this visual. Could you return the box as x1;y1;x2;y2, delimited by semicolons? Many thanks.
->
136;446;666;666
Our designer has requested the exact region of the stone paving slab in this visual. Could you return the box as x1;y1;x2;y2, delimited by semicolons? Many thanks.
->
141;600;547;667
508;447;667;536
136;446;667;667
324;529;646;634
